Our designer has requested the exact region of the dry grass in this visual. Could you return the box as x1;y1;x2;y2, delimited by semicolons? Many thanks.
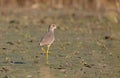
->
0;0;120;11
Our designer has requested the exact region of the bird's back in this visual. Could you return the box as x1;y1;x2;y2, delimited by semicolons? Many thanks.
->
40;31;55;46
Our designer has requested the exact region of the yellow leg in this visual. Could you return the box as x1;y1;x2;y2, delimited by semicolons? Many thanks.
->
41;47;46;54
46;45;50;64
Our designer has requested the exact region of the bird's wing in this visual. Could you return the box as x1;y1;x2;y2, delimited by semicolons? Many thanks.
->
40;32;54;46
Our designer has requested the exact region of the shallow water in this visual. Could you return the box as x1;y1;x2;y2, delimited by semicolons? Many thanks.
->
0;9;120;78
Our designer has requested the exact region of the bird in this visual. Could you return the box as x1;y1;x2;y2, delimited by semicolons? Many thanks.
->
39;24;56;64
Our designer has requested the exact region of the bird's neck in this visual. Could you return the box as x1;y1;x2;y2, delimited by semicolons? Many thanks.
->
48;29;54;32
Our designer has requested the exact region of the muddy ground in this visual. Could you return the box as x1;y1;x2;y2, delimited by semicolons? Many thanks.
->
0;8;120;78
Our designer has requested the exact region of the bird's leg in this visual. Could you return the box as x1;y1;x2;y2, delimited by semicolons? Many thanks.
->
46;45;50;64
41;47;46;54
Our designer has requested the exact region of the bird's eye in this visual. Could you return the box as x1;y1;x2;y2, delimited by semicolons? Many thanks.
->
52;24;55;27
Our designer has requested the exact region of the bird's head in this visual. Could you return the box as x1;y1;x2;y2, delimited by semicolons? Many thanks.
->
48;24;56;31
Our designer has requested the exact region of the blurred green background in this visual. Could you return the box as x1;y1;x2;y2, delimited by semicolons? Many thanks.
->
0;0;120;78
